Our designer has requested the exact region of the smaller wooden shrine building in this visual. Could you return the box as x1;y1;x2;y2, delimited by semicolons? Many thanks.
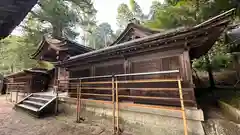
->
31;36;94;62
30;36;94;89
5;68;50;93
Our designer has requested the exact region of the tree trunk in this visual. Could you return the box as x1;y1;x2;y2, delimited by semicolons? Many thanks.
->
10;64;14;73
52;25;63;39
205;55;215;88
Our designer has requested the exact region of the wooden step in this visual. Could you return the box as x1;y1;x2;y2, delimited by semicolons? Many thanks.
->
17;104;39;112
28;97;49;103
32;94;54;99
23;100;44;108
15;94;57;117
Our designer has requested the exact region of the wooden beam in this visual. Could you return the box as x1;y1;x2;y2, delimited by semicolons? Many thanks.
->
81;93;112;97
116;79;180;83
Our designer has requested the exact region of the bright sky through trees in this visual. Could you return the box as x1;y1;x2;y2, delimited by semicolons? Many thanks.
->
11;0;162;35
94;0;163;31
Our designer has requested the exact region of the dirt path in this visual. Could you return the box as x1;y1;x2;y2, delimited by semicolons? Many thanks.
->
197;93;240;135
0;95;111;135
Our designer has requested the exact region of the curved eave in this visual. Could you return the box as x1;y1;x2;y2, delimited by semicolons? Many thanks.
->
66;40;94;52
0;0;38;40
59;9;234;67
30;37;47;59
110;23;161;46
24;69;48;74
5;68;48;78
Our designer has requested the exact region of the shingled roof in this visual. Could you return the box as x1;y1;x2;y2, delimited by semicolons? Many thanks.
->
110;23;162;46
31;36;94;62
0;0;37;39
59;9;235;67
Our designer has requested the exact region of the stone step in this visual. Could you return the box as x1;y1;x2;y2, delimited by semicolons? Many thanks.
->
17;103;39;112
28;97;50;103
23;100;44;108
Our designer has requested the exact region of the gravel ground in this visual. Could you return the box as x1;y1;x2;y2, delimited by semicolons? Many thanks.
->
0;95;112;135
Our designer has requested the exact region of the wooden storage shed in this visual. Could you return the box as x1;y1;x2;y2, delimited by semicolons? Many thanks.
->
5;68;50;93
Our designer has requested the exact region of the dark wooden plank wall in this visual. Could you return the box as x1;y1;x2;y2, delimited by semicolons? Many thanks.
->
66;49;196;107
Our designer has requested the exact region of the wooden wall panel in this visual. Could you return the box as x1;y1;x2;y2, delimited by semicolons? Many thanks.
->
131;56;180;80
66;49;196;107
68;69;91;97
95;64;124;76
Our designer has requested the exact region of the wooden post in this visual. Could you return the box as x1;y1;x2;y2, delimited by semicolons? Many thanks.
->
112;76;115;134
10;90;12;102
177;79;188;135
55;82;59;115
76;80;80;123
5;84;8;101
78;80;82;121
16;91;19;104
115;77;119;134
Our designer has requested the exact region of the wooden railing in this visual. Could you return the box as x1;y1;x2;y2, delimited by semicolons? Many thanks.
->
5;82;29;103
58;70;190;135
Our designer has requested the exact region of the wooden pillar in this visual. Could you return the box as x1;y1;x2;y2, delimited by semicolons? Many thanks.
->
124;59;131;98
28;79;32;93
181;49;196;104
90;66;95;76
123;59;129;77
54;67;59;86
182;50;193;85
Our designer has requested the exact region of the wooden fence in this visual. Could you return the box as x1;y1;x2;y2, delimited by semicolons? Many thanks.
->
58;70;190;135
5;82;29;103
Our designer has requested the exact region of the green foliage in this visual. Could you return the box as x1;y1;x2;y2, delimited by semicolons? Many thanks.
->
193;54;232;71
0;36;38;74
145;0;240;72
28;0;96;39
0;0;97;74
129;0;144;21
145;1;196;29
116;3;134;30
116;0;146;30
86;22;115;49
37;61;54;70
192;39;233;71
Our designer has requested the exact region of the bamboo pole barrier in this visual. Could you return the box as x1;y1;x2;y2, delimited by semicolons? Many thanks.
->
116;79;180;83
78;80;82;122
115;77;119;134
76;80;80;123
81;93;112;97
112;76;116;134
81;87;112;90
60;97;183;112
178;79;188;135
80;87;192;91
81;81;113;84
118;95;181;100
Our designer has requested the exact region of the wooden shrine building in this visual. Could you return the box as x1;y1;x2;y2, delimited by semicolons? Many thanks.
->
30;36;94;89
31;36;94;62
57;9;235;108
